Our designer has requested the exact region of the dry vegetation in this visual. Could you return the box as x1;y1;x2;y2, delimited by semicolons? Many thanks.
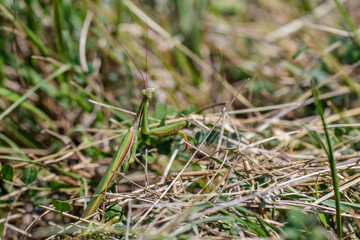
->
0;0;360;239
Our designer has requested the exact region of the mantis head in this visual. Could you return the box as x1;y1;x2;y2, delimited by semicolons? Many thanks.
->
142;88;156;100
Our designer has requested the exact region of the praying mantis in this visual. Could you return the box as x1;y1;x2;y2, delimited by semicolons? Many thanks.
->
81;30;188;218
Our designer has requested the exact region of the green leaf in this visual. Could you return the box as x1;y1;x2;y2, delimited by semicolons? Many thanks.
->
53;200;71;212
191;164;202;171
181;105;197;115
155;102;167;120
292;47;307;59
348;129;359;137
167;106;179;116
221;223;231;230
105;204;123;222
318;213;327;227
1;163;14;181
334;127;345;137
22;167;37;185
142;154;155;164
206;130;220;144
192;223;199;235
195;130;206;144
49;181;67;189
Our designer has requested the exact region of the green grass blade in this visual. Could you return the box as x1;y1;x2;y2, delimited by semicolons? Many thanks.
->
311;79;342;239
0;4;50;56
53;0;65;60
0;64;71;121
1;155;82;180
333;0;360;46
0;88;55;129
306;127;329;156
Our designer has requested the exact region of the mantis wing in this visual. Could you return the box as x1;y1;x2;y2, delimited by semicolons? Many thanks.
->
82;126;136;218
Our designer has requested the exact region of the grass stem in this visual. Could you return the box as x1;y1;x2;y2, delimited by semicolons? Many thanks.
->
311;79;342;239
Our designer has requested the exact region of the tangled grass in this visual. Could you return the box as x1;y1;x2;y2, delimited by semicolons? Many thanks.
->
0;0;360;239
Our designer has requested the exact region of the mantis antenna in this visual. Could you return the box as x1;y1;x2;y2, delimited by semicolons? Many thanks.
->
145;17;149;89
117;23;149;89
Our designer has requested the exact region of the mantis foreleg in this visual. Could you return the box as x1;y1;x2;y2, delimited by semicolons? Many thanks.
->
141;100;187;137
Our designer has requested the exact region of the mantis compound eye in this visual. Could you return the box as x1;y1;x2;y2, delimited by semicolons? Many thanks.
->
142;88;155;99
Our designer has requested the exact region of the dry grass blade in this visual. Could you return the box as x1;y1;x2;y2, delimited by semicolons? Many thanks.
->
2;1;360;239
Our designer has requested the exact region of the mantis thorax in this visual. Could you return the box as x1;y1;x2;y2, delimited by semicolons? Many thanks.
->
142;88;156;99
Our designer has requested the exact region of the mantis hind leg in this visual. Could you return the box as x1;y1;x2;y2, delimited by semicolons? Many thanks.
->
178;130;197;155
180;131;191;155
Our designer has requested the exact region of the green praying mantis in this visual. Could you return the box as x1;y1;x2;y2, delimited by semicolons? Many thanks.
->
81;33;189;218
